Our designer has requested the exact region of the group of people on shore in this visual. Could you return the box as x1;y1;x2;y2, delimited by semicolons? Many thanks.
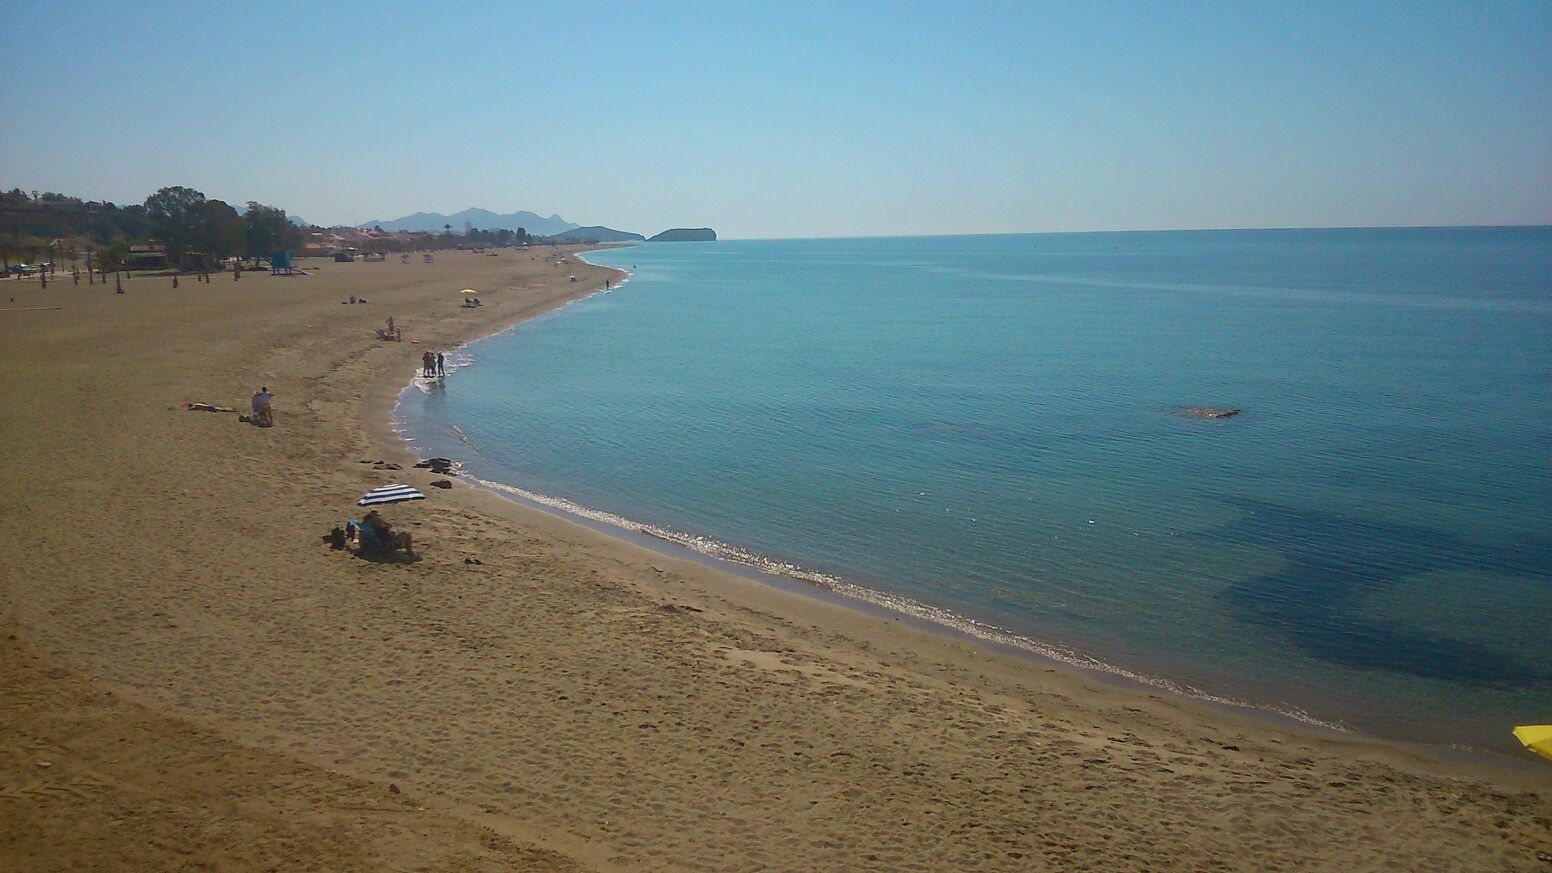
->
421;350;445;378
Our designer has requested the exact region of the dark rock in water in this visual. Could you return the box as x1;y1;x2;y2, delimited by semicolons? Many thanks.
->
430;479;453;489
1182;406;1242;419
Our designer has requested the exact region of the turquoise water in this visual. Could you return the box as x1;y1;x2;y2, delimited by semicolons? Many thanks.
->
397;229;1552;756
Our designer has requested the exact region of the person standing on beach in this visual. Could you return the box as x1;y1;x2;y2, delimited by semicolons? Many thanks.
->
436;352;445;376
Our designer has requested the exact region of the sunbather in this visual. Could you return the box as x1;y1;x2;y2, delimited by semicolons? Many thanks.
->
362;510;415;558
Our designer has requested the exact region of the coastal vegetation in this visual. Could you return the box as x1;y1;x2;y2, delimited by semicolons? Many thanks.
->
3;186;716;280
1;186;301;277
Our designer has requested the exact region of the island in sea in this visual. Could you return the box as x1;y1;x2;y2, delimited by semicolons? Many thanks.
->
548;226;646;243
547;226;717;243
649;227;717;242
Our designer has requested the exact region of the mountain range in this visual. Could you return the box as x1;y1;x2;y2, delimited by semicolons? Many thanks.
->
358;208;580;237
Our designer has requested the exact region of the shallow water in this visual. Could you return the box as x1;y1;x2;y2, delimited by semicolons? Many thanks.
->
398;228;1552;756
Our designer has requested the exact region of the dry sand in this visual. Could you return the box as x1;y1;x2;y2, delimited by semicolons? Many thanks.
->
1;252;1548;872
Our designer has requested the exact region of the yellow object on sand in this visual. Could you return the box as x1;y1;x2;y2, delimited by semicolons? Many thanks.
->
1513;725;1552;760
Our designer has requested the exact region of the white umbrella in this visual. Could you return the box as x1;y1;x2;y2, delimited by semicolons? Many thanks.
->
460;288;478;295
358;483;426;506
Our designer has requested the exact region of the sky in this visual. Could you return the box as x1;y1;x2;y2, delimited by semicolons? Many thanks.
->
2;1;1548;239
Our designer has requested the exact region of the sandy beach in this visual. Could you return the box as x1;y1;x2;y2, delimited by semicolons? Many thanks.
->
1;251;1548;872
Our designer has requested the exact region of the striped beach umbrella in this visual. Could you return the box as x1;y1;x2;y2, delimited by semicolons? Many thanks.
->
357;483;426;507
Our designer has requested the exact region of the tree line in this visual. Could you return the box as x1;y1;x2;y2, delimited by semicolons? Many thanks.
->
1;186;302;275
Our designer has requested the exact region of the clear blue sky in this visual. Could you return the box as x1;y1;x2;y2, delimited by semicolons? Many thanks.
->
2;1;1548;238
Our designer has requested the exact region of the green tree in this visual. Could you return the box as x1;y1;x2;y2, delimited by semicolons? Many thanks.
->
103;240;130;278
244;202;301;260
144;186;207;269
196;199;243;259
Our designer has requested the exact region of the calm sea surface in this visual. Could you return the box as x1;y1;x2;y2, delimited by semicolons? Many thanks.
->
397;229;1552;757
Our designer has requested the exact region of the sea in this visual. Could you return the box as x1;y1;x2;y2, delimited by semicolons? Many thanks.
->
396;228;1552;759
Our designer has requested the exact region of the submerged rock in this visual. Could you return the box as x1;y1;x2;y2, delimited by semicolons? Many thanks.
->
1182;406;1242;419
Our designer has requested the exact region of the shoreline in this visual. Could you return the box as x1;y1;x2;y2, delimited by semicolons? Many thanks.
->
3;249;1548;872
393;248;1535;769
408;415;1544;778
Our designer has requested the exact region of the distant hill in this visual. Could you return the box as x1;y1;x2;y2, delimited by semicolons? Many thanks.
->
359;208;579;237
548;226;646;243
649;228;717;242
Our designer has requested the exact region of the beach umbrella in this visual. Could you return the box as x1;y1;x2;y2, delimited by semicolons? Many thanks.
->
460;288;478;295
357;483;426;507
1514;725;1552;760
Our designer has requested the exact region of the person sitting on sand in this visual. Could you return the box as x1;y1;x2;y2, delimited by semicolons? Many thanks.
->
362;510;415;558
252;387;274;426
